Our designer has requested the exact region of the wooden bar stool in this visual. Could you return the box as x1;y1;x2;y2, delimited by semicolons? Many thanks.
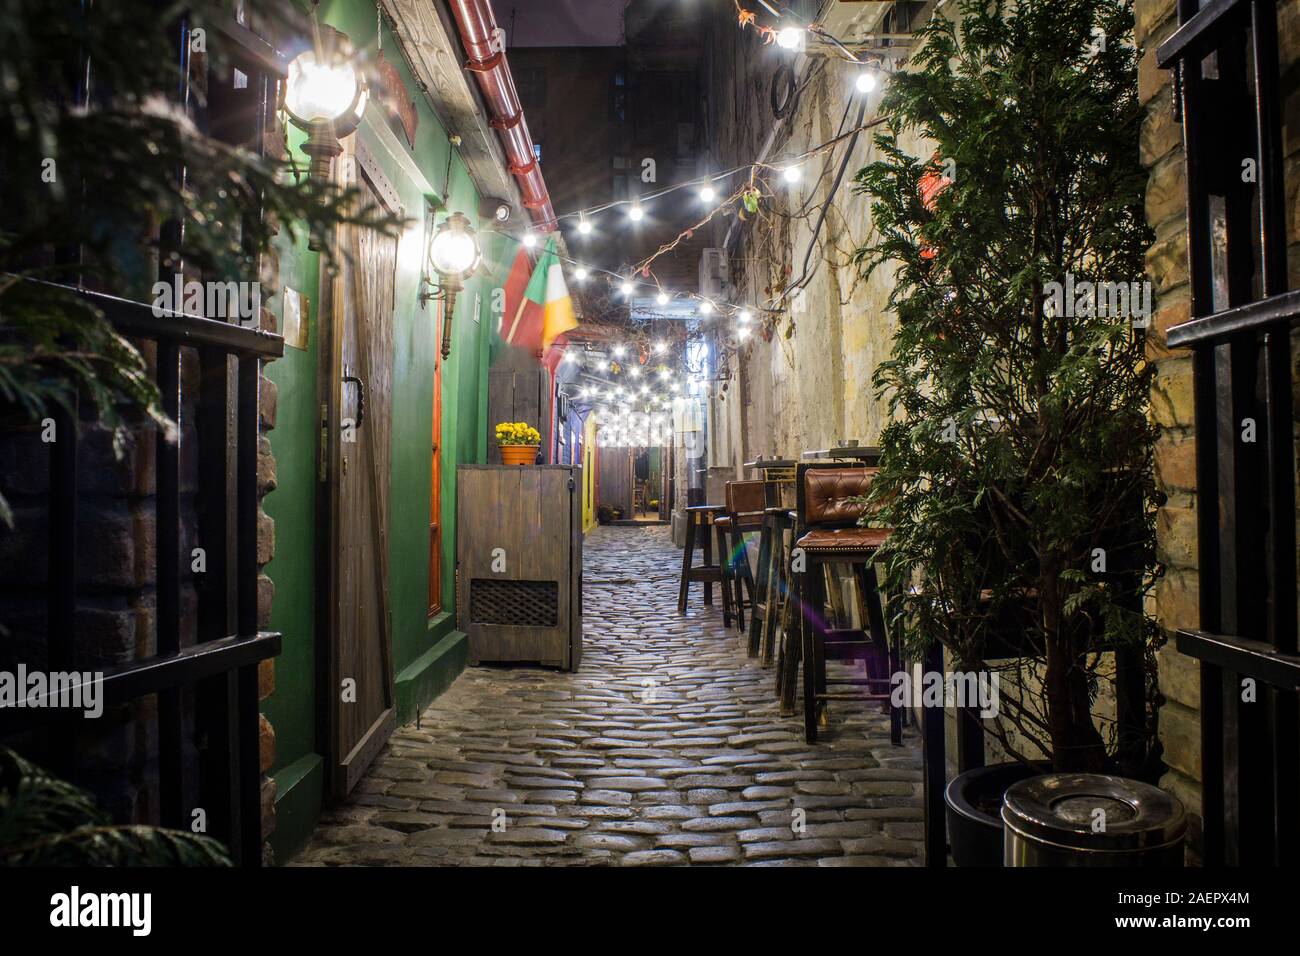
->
775;461;867;714
757;508;794;664
790;466;901;744
743;458;796;658
678;504;726;613
715;479;765;632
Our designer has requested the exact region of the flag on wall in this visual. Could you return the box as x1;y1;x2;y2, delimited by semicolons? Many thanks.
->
502;236;577;355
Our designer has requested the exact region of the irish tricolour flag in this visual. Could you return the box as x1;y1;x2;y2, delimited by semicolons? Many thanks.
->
502;236;577;354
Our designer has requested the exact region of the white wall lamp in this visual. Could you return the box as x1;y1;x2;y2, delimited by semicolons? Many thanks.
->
283;24;369;249
421;210;482;359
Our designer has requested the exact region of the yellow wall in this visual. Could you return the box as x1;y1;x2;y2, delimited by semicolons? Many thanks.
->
582;415;597;532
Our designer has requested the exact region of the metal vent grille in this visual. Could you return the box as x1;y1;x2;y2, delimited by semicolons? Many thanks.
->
470;579;559;627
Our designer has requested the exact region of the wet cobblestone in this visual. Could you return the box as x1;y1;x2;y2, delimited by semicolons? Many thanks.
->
293;526;924;867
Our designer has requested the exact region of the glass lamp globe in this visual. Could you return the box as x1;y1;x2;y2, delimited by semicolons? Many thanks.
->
429;213;481;280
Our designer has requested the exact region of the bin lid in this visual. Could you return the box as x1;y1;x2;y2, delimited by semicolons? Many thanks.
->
1001;773;1186;852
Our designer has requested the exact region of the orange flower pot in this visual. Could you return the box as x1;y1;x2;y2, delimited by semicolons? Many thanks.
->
500;444;539;466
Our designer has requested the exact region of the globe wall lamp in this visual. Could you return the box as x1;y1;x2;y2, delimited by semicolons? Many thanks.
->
421;211;482;359
283;24;369;249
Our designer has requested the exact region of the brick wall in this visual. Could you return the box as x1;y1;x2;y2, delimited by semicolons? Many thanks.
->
1135;0;1203;849
1137;0;1300;860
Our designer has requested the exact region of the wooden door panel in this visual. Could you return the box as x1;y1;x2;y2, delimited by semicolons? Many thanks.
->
329;154;398;799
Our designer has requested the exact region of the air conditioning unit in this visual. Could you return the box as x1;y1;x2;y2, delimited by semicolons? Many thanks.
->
699;248;729;301
816;0;897;49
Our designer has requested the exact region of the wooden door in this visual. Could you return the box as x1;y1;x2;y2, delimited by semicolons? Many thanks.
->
429;305;443;616
326;154;398;799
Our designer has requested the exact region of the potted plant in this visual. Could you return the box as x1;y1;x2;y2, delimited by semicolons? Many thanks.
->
495;421;541;466
854;0;1162;864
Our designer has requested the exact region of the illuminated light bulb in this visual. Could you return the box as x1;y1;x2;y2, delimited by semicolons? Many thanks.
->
776;26;803;49
621;280;635;296
657;291;669;306
564;351;579;363
738;309;753;324
575;267;588;281
783;165;802;183
630;367;641;379
523;232;537;248
613;344;627;358
855;71;879;94
578;218;593;235
628;204;644;222
653;340;666;353
699;300;714;315
700;183;716;203
738;326;751;341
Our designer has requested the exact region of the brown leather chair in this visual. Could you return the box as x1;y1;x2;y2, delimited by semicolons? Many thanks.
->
775;460;866;708
790;466;901;744
715;480;765;631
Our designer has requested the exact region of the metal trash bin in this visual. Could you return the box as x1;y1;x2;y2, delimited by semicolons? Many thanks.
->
1002;773;1186;867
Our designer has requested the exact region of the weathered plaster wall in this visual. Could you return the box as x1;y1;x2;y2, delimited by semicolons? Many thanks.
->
700;10;931;473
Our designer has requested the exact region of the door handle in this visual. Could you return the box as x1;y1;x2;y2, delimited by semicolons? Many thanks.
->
343;375;366;431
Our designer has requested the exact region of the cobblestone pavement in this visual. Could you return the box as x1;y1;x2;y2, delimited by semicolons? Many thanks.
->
294;525;924;867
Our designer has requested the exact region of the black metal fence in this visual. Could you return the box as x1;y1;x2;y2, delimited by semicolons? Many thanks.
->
1158;0;1300;866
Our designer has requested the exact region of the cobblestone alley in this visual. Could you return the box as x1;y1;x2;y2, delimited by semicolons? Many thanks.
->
294;526;924;866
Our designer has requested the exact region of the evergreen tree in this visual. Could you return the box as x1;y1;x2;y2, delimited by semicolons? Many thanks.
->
854;0;1160;774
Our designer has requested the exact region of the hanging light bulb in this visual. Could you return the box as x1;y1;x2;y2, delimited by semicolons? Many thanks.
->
621;279;635;296
613;344;627;358
738;326;751;341
522;232;538;248
657;291;669;306
738;309;753;324
855;71;879;94
783;165;802;183
578;217;593;235
564;350;579;364
700;182;716;203
699;299;714;315
630;367;641;379
776;26;804;50
628;204;645;222
653;340;666;353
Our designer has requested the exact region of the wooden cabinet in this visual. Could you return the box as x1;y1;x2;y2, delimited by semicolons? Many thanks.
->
456;464;583;669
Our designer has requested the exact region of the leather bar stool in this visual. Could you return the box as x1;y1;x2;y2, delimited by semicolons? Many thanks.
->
774;460;867;710
678;504;726;613
715;479;765;632
790;466;901;744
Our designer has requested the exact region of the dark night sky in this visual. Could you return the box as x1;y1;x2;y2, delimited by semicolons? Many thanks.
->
490;0;629;47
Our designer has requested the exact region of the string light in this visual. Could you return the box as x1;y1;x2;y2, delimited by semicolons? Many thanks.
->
575;266;588;281
855;71;879;93
620;279;634;296
776;26;803;49
738;309;753;324
653;340;666;353
698;300;714;315
523;232;537;248
628;204;644;222
700;182;716;202
578;217;593;235
657;291;669;306
782;165;802;183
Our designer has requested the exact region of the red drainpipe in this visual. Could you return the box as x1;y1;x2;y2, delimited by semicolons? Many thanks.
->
448;0;557;232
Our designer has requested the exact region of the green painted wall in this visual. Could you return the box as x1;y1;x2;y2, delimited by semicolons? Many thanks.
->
263;0;513;862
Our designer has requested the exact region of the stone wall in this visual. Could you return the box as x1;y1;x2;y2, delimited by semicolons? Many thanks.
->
700;7;929;471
